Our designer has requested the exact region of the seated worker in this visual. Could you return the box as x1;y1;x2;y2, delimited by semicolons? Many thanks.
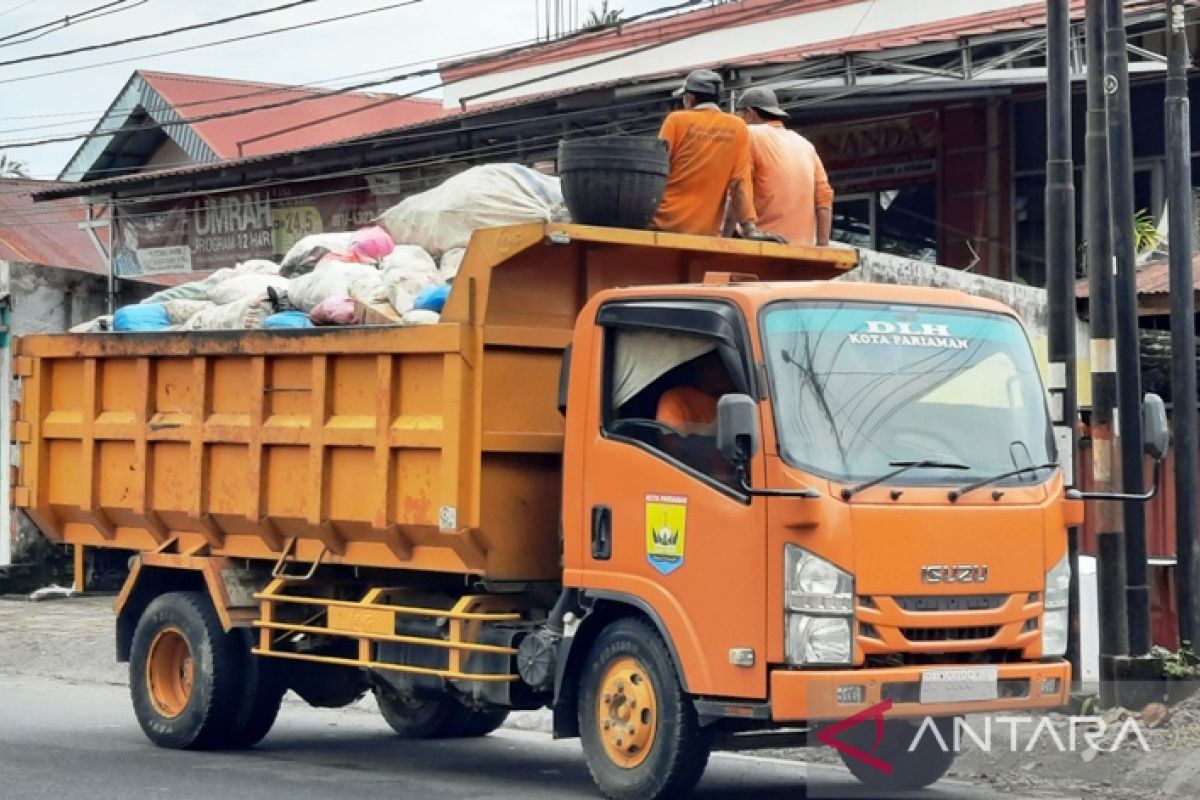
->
656;351;736;436
653;69;759;237
735;86;834;246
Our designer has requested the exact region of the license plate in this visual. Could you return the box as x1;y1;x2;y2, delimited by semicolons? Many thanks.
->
919;666;999;703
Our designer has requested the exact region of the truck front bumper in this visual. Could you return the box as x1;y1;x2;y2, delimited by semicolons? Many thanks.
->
770;659;1072;722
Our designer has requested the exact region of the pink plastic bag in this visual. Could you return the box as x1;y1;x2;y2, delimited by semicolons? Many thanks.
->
309;296;360;326
348;225;395;262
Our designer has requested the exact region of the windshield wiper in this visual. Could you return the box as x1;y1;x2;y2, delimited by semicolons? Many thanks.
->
948;462;1058;502
841;459;970;501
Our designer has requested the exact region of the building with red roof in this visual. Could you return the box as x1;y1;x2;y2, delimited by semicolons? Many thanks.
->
60;70;446;181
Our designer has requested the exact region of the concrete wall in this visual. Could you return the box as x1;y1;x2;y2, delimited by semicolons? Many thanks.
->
1;261;112;566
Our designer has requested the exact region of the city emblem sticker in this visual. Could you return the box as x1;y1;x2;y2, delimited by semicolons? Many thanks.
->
645;493;687;575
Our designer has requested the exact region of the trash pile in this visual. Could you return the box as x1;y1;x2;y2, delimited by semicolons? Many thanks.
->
74;164;567;334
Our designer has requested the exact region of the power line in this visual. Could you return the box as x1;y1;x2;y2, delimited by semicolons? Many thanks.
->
0;0;149;49
0;0;37;18
0;0;130;46
0;0;322;67
0;0;723;149
0;0;423;86
0;33;551;131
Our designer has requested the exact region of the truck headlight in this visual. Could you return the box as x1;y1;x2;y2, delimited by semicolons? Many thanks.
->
786;545;853;615
787;615;853;665
1042;554;1070;657
785;546;854;665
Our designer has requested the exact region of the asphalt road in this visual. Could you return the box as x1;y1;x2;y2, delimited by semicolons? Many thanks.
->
0;674;1034;800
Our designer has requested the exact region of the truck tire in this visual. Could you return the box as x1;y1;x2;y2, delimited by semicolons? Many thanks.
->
228;635;286;748
457;707;509;737
129;591;246;750
838;716;957;792
577;618;710;800
374;687;509;739
374;688;463;738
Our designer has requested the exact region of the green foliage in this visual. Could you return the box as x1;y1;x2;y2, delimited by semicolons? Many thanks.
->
1153;642;1199;679
583;0;622;29
1134;207;1160;253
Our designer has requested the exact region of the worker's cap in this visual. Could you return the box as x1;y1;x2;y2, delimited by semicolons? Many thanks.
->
735;86;788;118
672;69;723;97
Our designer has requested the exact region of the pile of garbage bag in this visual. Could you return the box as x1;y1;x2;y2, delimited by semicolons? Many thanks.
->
75;165;567;334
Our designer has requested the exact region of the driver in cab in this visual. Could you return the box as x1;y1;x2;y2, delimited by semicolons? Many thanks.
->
656;351;735;436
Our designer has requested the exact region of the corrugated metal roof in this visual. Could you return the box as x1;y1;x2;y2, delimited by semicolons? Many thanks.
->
0;179;107;273
1076;257;1200;299
138;71;447;159
34;83;594;199
59;70;449;182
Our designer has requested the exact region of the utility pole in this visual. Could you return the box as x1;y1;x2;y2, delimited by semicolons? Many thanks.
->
1165;0;1199;651
1045;0;1081;686
1086;0;1129;705
1104;0;1152;657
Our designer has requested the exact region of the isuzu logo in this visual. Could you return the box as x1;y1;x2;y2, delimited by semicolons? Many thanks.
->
921;565;989;584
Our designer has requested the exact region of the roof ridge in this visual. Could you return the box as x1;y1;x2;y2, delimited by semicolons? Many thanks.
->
136;69;402;101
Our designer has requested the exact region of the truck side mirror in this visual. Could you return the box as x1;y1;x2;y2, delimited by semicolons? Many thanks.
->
1142;392;1170;461
716;393;760;465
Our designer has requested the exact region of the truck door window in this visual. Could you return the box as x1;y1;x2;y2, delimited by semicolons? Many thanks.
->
604;327;742;490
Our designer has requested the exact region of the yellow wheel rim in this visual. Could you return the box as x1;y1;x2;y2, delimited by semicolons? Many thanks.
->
146;626;194;718
596;656;658;768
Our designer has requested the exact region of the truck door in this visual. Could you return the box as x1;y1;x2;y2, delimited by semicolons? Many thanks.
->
578;300;767;699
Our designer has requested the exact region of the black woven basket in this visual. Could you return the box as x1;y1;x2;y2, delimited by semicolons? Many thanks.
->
557;136;669;229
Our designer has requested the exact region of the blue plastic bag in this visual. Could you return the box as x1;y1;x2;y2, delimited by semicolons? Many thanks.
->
113;303;171;332
262;311;314;329
414;284;450;313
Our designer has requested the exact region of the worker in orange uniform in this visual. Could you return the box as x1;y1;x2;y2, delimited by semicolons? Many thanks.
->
652;69;759;238
657;351;735;436
735;86;834;246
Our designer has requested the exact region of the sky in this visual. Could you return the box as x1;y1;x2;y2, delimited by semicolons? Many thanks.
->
0;0;666;179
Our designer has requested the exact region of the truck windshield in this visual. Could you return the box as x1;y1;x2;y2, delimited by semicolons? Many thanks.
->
761;301;1055;485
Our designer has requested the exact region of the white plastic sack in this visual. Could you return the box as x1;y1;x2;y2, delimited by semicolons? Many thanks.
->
287;260;381;312
69;315;112;333
378;164;566;258
347;272;390;306
402;309;441;326
232;258;281;276
439;248;466;281
205;274;287;306
141;278;210;304
281;232;354;270
379;246;438;287
163;299;213;325
178;295;272;330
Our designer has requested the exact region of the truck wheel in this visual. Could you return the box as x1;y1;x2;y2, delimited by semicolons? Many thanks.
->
578;618;710;800
838;716;957;792
229;635;286;748
374;688;464;738
456;707;509;737
129;591;245;750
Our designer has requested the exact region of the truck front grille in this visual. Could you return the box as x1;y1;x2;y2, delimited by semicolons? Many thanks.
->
900;625;1001;642
892;594;1008;612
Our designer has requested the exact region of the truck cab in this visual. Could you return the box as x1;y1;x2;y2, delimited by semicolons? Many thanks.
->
558;274;1073;793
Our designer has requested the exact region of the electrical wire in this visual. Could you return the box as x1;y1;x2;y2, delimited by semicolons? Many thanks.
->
0;0;320;67
0;0;149;49
0;0;745;148
0;0;425;87
0;0;128;45
0;0;37;18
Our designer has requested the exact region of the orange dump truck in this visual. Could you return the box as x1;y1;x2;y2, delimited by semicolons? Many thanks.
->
14;223;1102;798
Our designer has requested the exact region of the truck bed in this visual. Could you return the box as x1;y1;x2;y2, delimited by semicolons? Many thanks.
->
12;223;854;580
